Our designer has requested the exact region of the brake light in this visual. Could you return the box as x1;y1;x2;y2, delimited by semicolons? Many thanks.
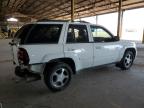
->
17;48;29;65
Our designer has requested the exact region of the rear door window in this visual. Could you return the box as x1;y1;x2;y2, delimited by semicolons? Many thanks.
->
67;24;89;43
25;24;63;44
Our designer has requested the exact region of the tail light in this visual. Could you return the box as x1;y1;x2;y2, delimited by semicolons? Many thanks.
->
17;48;29;65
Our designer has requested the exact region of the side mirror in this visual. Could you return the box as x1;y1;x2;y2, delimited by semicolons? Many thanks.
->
113;36;119;41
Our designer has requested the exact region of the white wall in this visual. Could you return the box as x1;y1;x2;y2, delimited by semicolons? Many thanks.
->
121;8;144;42
97;13;118;36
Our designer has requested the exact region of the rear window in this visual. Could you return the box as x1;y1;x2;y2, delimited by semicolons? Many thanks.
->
25;24;62;44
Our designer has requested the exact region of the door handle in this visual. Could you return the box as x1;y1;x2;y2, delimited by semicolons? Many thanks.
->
67;48;76;51
95;46;102;49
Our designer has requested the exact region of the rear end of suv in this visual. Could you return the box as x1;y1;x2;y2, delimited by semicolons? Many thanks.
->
10;22;68;89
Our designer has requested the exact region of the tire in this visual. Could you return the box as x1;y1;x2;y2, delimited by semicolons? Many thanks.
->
118;50;134;70
44;63;72;92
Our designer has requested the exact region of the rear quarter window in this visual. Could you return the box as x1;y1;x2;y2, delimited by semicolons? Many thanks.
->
25;24;63;44
14;24;33;44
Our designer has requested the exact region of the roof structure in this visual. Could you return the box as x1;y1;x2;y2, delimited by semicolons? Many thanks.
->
1;0;144;21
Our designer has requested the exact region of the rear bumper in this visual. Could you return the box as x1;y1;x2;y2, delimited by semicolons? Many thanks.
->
15;63;45;74
15;66;28;78
29;64;45;73
15;66;41;79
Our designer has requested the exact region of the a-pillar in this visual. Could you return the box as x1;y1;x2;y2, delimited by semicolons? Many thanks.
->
142;29;144;44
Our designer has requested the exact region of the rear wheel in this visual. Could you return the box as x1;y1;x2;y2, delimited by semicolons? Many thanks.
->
44;63;72;92
118;50;134;70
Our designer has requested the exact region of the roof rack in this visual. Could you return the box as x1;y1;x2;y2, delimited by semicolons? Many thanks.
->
74;21;90;23
37;19;70;22
37;19;90;23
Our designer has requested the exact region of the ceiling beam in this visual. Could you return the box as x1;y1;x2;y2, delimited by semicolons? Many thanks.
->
52;0;144;20
35;0;103;19
12;0;24;10
30;0;91;15
3;0;144;21
16;0;29;10
36;0;118;19
107;0;118;7
11;0;17;10
22;0;38;11
50;0;142;19
32;0;70;15
6;0;10;6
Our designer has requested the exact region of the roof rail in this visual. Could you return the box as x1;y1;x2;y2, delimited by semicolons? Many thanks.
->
37;19;90;23
37;19;70;22
74;21;90;23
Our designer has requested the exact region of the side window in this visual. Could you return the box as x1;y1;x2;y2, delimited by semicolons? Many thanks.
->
90;26;112;42
67;24;89;43
26;24;62;44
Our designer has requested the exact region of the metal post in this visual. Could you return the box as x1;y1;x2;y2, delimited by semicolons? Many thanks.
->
142;29;144;44
0;0;5;21
71;0;74;21
0;0;3;20
0;0;2;11
96;15;98;24
117;0;123;38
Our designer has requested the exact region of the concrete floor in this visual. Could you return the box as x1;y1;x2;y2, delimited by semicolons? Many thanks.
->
0;39;144;108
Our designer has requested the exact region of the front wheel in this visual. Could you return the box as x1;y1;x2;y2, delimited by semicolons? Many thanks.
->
44;63;72;92
118;50;134;70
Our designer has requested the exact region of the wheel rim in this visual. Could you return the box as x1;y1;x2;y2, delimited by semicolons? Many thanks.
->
50;68;69;88
124;53;133;68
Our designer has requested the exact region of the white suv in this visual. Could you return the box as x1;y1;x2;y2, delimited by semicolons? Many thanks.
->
10;20;137;91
